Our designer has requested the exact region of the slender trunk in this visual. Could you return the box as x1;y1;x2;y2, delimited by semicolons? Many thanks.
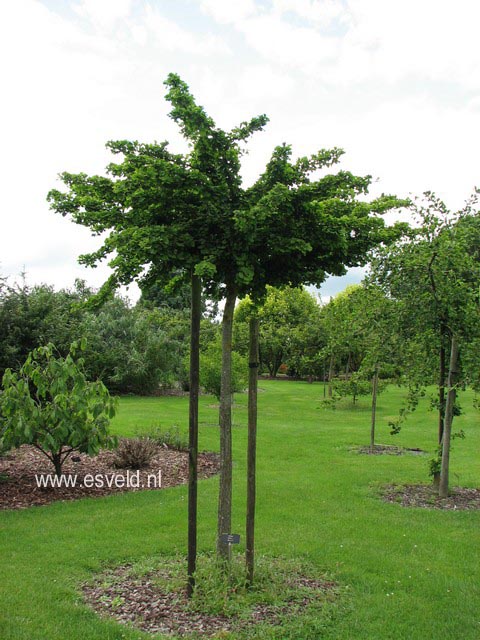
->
187;274;201;598
323;360;327;398
370;365;379;452
345;352;351;379
434;331;447;488
217;286;237;561
438;338;447;444
246;316;259;587
274;351;283;378
328;353;335;397
439;336;459;499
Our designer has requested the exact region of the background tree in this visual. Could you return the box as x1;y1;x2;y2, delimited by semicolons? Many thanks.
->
369;191;480;494
321;283;402;447
0;278;195;396
235;286;321;378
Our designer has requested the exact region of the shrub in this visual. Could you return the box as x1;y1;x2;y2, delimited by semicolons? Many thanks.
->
199;342;247;399
113;437;157;469
0;342;117;477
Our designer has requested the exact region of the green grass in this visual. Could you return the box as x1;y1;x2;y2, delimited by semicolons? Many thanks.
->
0;381;479;639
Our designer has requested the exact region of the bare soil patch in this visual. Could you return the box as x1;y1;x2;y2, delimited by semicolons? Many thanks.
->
82;556;336;638
0;442;219;511
382;483;480;510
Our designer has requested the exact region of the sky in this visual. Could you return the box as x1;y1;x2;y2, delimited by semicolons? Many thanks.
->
1;0;479;302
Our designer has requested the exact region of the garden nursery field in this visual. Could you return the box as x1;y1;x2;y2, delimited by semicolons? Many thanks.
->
0;380;478;640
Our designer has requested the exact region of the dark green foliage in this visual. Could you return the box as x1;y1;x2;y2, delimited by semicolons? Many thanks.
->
0;278;197;395
0;279;86;378
79;300;189;395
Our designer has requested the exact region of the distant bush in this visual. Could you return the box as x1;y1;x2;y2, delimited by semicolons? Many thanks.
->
141;425;188;451
199;342;247;399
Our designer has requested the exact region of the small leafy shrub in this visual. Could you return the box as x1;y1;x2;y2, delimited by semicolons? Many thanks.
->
200;342;247;399
113;437;157;469
141;425;188;451
0;342;117;477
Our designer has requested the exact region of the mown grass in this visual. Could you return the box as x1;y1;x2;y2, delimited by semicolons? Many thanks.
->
0;381;478;639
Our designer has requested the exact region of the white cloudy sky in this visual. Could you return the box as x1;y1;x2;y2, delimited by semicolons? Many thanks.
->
1;0;479;301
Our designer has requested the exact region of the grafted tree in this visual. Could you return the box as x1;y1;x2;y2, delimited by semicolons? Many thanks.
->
48;72;269;592
48;73;409;587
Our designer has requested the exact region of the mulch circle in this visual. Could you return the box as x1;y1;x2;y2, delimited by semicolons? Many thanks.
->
382;483;480;510
82;560;336;638
355;444;425;456
0;442;219;510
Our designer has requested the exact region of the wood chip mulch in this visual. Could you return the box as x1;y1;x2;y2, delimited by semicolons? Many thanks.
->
82;563;336;638
356;444;425;456
0;442;219;511
382;483;480;510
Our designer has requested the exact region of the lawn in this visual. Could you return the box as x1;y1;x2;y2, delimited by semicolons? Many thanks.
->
0;381;478;639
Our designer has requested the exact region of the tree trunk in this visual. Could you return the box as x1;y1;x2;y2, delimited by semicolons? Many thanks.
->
217;286;237;561
187;274;201;598
328;353;335;397
433;330;447;489
323;360;327;397
53;453;63;478
438;337;447;443
345;352;351;379
370;365;379;452
246;315;259;587
439;336;459;499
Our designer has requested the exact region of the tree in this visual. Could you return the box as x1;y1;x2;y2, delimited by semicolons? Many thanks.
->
48;72;269;589
321;283;401;447
48;72;407;583
0;343;117;477
235;286;321;378
369;191;480;494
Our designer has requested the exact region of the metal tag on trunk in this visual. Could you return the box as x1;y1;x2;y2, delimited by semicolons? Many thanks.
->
220;534;240;544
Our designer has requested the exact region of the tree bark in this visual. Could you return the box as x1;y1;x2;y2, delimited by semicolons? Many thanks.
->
187;274;201;598
370;365;379;452
246;315;259;587
345;352;351;379
328;353;335;397
217;286;237;561
433;329;447;488
53;453;63;478
439;335;459;499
